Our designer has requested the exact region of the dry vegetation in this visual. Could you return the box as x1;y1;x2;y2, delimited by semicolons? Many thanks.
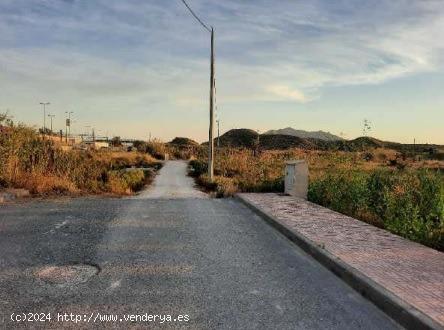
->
190;146;444;250
0;114;161;196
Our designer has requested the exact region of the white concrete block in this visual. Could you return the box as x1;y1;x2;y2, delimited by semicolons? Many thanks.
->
284;160;308;199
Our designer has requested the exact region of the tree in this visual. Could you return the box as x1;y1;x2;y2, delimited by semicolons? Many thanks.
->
363;119;372;136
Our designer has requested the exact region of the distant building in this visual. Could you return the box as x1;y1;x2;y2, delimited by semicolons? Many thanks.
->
82;141;109;150
121;142;134;151
67;136;83;146
93;141;109;149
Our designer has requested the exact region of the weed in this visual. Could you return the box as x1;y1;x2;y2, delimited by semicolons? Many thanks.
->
190;147;444;250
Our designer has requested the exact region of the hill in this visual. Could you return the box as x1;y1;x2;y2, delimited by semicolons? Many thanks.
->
264;127;343;141
259;134;317;150
168;137;199;146
215;129;259;148
335;137;384;151
209;129;317;150
316;137;404;152
204;129;444;159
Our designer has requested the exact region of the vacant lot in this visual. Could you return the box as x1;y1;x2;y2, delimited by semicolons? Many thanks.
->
190;147;444;250
0;116;161;196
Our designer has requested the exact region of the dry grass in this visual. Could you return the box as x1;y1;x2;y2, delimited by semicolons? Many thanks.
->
12;172;79;195
193;147;443;194
191;148;399;196
0;115;161;196
95;150;157;164
190;146;443;249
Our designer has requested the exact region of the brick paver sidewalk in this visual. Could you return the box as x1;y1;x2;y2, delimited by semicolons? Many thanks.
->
238;193;444;327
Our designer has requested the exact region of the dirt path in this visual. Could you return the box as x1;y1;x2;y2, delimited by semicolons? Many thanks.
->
137;160;207;199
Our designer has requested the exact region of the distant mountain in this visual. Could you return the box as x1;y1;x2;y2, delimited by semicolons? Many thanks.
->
263;127;343;141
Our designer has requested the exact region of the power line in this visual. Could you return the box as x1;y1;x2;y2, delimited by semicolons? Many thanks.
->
179;0;211;32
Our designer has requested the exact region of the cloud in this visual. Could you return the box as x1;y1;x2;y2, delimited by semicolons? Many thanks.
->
210;0;444;92
2;1;443;94
267;85;308;103
0;0;443;140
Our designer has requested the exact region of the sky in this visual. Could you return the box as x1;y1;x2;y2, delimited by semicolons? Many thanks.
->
0;0;443;144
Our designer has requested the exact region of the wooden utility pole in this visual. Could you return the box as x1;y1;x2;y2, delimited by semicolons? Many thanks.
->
216;119;220;147
40;102;50;139
179;0;215;180
208;28;215;181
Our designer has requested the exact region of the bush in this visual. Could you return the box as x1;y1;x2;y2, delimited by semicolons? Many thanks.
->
237;176;284;193
190;152;284;196
189;159;208;177
191;146;444;250
146;139;167;159
309;171;371;219
107;169;146;194
197;174;238;198
133;140;148;153
0;114;159;196
308;169;444;250
363;152;374;161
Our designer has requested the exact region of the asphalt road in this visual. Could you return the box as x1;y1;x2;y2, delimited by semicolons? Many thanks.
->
0;161;401;329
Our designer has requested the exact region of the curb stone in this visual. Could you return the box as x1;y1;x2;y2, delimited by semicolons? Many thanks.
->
235;194;443;330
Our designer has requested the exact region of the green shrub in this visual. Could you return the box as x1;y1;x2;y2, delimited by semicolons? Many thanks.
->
237;176;284;193
190;145;443;250
122;169;146;191
189;159;208;177
308;169;444;250
197;174;238;198
107;169;146;194
309;171;370;218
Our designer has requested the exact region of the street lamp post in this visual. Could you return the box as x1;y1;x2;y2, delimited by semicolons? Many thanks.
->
39;102;50;137
48;114;55;134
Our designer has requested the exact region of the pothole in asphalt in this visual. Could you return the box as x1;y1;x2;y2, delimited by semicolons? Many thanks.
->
35;264;99;287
